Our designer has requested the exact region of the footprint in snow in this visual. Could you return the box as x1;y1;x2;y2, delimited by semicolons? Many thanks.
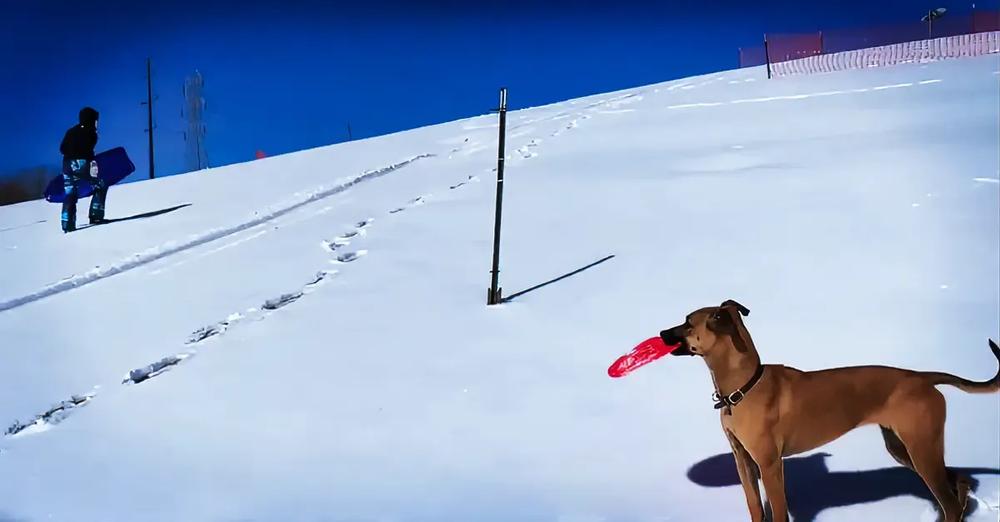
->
261;269;337;310
187;270;335;348
5;388;99;438
519;139;542;156
322;218;374;250
339;230;362;240
447;139;471;156
187;315;238;344
450;175;479;190
322;234;359;252
124;353;194;385
334;250;368;264
305;269;336;288
321;239;341;252
389;196;427;214
187;311;250;345
262;292;303;311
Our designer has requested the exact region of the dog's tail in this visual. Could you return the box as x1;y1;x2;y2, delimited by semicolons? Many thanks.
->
924;339;1000;394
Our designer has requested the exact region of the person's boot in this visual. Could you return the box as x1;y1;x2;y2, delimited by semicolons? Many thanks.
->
62;203;76;233
88;204;105;225
89;181;107;225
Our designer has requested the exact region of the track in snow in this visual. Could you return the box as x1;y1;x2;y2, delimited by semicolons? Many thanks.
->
0;154;434;314
5;113;591;440
4;388;99;439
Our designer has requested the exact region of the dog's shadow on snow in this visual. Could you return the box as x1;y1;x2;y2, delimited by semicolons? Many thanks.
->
688;452;1000;522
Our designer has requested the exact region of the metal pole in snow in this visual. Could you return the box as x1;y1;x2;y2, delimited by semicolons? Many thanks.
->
764;35;773;79
145;58;156;179
487;87;508;305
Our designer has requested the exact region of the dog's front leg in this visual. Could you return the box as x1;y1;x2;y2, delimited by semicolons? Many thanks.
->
726;431;765;521
755;454;788;522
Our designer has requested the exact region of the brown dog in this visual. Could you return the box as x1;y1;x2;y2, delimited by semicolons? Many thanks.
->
660;300;1000;522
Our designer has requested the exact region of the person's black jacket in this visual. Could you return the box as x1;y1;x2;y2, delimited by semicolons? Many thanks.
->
60;107;99;161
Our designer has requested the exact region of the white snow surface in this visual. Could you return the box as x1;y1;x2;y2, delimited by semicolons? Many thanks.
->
1;57;999;521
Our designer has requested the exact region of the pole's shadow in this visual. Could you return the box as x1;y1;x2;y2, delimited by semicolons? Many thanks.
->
688;452;999;522
501;254;615;303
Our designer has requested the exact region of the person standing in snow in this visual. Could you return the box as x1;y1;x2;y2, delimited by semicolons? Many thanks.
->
59;107;107;232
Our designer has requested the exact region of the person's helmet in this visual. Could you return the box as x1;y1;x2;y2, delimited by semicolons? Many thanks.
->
79;107;99;127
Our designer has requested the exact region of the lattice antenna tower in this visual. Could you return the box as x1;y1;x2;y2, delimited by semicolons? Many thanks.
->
183;70;209;171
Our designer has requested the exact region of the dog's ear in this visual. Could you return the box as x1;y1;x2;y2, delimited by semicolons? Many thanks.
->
720;299;750;317
712;303;755;353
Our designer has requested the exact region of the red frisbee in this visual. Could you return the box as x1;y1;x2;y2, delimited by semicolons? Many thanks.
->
608;336;680;378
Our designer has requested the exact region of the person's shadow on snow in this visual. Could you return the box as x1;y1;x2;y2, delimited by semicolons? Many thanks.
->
75;203;192;231
687;452;1000;522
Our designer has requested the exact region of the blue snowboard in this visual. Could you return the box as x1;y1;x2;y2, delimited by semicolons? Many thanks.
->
45;147;135;203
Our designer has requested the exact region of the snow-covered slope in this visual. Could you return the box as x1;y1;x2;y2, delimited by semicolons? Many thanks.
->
1;56;998;522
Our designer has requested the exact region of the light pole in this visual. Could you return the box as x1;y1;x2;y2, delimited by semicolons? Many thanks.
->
922;7;947;39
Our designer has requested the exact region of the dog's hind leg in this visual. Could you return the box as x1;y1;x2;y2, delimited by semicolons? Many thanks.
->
893;391;965;522
947;470;972;517
726;431;766;522
880;424;971;514
909;441;964;522
880;425;915;470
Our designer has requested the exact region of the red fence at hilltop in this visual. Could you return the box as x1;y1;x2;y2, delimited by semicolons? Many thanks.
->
739;11;1000;69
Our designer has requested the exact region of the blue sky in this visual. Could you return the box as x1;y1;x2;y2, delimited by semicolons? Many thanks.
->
2;0;996;180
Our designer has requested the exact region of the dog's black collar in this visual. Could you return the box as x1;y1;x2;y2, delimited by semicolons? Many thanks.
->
713;364;765;410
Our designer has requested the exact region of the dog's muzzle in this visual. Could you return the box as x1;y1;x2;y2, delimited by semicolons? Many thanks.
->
661;327;694;356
